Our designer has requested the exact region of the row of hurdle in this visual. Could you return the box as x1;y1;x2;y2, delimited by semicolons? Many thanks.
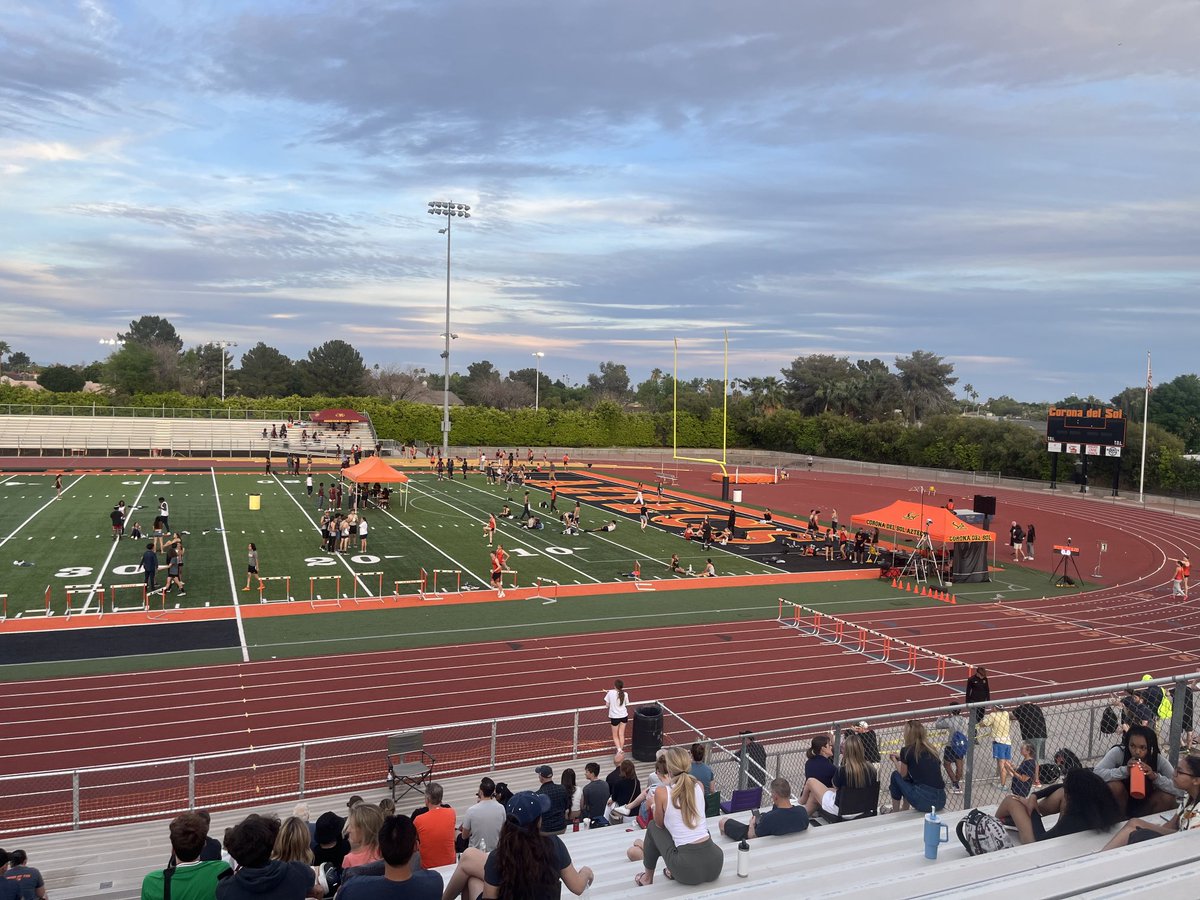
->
0;569;566;622
776;598;970;684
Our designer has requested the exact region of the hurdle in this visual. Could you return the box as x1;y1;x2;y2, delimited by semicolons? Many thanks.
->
778;598;968;684
499;568;519;590
531;577;560;605
109;583;148;614
428;569;462;594
351;571;386;605
395;569;427;599
309;574;343;604
64;583;105;617
258;575;293;604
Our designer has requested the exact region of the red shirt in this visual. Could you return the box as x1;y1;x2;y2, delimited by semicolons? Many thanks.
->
414;806;457;867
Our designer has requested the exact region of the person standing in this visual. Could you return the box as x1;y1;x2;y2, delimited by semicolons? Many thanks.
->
1025;523;1037;561
110;505;125;541
140;542;160;596
1010;521;1026;561
604;679;631;751
1173;559;1187;598
157;497;169;532
966;666;991;723
243;543;259;591
358;515;368;552
633;483;644;506
54;473;62;499
484;513;496;547
316;482;325;511
549;482;559;513
306;472;313;496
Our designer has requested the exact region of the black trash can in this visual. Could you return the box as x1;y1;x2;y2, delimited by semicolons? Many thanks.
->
631;704;664;762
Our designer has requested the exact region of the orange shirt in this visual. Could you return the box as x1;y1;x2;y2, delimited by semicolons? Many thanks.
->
414;806;457;868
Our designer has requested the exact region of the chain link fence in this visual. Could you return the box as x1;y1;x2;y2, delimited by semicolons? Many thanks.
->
690;672;1198;814
0;702;697;835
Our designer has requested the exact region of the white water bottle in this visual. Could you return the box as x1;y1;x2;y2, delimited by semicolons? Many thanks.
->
737;840;750;877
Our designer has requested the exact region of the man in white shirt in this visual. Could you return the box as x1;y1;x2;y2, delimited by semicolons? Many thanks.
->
459;777;506;851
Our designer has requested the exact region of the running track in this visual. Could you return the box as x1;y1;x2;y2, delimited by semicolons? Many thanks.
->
3;476;1200;781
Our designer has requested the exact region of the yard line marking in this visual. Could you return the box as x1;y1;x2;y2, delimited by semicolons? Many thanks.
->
411;478;601;584
212;468;249;662
0;474;86;549
270;473;372;596
82;475;153;613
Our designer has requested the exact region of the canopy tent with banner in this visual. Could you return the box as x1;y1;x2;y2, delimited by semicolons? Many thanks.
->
311;408;369;424
850;500;995;583
341;456;410;510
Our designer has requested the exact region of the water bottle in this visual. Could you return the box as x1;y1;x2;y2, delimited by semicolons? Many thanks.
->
923;808;948;859
737;840;750;877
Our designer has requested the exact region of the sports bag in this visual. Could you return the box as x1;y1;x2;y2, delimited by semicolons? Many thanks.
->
956;808;1014;856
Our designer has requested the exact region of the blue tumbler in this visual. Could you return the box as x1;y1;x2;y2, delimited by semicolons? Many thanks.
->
924;809;948;859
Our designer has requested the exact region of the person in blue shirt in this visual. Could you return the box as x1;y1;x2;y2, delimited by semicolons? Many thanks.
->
337;815;442;899
718;778;809;840
689;744;715;793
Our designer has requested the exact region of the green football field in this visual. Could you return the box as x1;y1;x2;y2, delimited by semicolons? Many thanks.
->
0;468;784;618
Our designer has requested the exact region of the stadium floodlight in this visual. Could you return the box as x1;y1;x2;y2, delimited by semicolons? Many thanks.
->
428;200;472;461
532;351;545;410
206;340;239;400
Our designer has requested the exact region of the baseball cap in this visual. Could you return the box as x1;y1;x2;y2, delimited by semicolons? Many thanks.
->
534;765;553;778
506;791;551;826
857;721;869;729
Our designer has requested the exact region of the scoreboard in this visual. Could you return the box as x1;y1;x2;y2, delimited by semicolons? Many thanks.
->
1046;405;1126;455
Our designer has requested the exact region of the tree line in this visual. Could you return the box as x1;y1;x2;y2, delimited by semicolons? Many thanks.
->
3;316;1199;456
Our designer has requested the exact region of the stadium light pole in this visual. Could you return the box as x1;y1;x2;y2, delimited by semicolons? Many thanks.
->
532;351;545;410
206;340;238;400
428;200;471;462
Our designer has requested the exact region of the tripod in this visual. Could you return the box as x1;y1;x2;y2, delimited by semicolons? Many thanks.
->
1051;550;1085;589
900;532;944;586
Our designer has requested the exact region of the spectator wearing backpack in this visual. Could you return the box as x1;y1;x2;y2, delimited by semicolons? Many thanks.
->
933;707;971;793
886;720;946;813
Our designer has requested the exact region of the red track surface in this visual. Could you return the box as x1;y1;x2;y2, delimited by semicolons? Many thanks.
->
3;470;1199;781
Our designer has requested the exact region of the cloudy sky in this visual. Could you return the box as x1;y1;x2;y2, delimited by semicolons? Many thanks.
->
1;0;1197;400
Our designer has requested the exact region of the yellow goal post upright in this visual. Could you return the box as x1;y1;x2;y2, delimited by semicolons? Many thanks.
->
673;331;731;496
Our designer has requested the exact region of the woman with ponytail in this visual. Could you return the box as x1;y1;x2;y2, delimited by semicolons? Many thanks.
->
603;679;630;751
634;746;723;887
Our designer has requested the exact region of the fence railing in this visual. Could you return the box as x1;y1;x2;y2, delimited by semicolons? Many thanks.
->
690;672;1199;816
0;701;702;835
0;404;321;420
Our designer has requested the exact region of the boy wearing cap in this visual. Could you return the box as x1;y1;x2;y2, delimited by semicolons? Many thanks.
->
534;765;570;836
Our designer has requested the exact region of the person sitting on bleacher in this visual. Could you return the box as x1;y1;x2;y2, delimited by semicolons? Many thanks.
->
142;812;231;900
580;762;611;827
886;720;947;813
633;746;724;887
336;814;443;899
1102;753;1200;850
803;732;879;822
995;769;1122;846
440;791;594;900
1094;724;1184;817
217;814;317;899
719;777;809;840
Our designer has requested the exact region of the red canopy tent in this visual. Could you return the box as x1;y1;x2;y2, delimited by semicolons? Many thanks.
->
851;500;994;582
311;408;368;424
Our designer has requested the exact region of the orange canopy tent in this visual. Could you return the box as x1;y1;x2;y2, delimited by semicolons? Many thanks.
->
341;456;409;483
851;500;994;583
341;455;409;511
850;501;994;544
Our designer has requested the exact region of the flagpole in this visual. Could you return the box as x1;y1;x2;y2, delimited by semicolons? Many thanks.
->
1138;350;1151;504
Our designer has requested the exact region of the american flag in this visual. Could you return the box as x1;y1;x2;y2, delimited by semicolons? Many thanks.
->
1147;352;1153;393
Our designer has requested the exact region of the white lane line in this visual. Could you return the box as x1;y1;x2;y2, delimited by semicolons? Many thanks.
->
82;475;154;612
212;468;249;662
0;474;87;548
270;472;371;596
